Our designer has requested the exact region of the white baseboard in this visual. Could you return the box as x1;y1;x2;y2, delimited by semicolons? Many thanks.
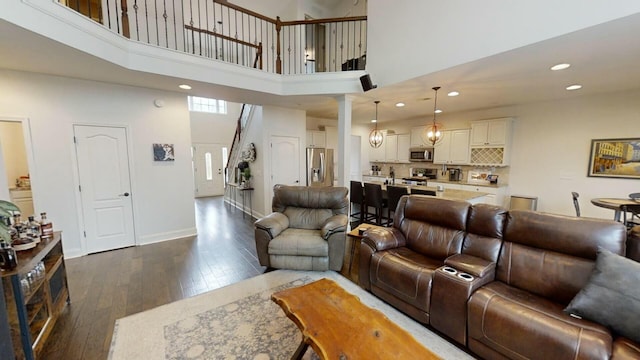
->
138;227;197;246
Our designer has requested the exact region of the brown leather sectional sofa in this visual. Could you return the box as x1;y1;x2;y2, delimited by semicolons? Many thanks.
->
359;195;639;360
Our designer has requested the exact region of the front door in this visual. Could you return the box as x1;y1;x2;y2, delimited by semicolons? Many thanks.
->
192;143;225;197
74;125;135;254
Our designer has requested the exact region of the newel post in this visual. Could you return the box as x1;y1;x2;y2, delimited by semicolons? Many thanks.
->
275;16;282;74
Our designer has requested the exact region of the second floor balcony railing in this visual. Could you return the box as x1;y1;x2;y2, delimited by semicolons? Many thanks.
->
60;0;367;75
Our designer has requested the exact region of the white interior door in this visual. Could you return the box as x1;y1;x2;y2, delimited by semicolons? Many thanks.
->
271;136;300;187
192;143;224;197
74;125;135;254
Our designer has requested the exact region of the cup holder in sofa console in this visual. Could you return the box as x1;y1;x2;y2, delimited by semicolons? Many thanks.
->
457;273;474;281
442;266;458;275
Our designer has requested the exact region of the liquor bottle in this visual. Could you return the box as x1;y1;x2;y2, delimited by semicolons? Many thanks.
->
0;242;17;271
40;212;54;238
27;216;42;244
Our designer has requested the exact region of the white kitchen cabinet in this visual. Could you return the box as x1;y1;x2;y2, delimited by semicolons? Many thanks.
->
369;132;386;162
470;118;511;146
9;189;34;217
381;134;410;163
306;130;326;148
397;134;410;162
469;118;513;166
433;129;470;165
384;134;399;161
410;126;429;147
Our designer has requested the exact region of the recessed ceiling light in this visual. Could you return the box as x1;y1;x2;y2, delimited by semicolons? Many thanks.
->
551;63;571;71
435;109;443;114
447;91;459;97
566;84;582;91
395;102;405;107
179;84;192;90
371;119;377;123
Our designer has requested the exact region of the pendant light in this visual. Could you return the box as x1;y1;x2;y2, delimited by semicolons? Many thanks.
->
369;100;384;148
426;86;442;145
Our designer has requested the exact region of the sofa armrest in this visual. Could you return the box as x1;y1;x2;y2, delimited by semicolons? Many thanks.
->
254;212;289;239
362;227;406;251
321;214;348;240
445;253;496;278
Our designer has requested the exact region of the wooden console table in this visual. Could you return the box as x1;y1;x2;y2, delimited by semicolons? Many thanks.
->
1;232;70;360
271;278;439;360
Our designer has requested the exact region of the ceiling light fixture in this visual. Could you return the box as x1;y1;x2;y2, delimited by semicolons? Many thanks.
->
566;84;582;90
426;87;443;146
179;84;192;90
369;100;384;148
551;63;571;71
447;91;459;97
395;102;405;107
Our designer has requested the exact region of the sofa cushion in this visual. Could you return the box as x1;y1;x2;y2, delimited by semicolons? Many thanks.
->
612;337;640;359
283;207;333;229
565;248;640;344
268;228;327;257
468;281;613;360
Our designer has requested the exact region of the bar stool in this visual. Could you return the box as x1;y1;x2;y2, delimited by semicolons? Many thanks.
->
411;188;437;196
386;185;409;225
363;183;389;226
349;181;365;225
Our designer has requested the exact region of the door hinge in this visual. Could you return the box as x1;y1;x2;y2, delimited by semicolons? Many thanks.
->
83;231;86;237
73;136;77;144
79;185;82;192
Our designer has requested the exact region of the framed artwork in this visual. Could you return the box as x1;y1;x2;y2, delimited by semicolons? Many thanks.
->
153;143;175;161
588;138;640;179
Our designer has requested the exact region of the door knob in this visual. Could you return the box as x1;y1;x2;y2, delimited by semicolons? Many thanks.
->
119;192;130;197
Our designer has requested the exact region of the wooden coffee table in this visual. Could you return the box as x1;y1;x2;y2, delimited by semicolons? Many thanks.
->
271;278;440;360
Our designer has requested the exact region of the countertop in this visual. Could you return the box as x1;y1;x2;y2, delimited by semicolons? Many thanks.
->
365;181;489;201
361;175;506;188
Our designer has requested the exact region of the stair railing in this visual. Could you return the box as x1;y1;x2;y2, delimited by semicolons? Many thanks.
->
58;0;366;75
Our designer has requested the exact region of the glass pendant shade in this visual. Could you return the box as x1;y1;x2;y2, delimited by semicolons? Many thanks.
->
369;101;383;148
426;86;443;145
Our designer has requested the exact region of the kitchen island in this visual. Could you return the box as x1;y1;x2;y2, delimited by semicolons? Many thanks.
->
364;181;491;205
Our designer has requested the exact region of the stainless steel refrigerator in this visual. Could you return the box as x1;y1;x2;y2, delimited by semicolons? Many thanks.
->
306;148;334;186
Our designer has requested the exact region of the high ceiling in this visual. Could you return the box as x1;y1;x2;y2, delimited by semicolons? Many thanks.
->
1;11;640;125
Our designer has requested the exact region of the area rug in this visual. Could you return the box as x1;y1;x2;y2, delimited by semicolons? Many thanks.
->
109;270;474;359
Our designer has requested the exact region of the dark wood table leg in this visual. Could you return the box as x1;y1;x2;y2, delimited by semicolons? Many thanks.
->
291;339;309;360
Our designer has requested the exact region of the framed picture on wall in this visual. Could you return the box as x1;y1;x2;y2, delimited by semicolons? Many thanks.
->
587;138;640;179
153;143;175;161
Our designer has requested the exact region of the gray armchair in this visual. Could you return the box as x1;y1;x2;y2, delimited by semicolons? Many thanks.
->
254;184;349;271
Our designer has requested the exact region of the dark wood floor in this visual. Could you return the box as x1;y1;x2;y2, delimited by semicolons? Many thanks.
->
40;196;265;360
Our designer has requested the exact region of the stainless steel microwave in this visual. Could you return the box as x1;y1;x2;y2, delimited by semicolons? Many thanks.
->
409;147;434;162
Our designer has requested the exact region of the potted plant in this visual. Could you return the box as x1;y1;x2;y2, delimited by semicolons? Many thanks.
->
242;167;252;188
0;200;20;244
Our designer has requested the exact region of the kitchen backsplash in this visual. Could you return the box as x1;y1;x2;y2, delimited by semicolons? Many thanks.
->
366;163;510;185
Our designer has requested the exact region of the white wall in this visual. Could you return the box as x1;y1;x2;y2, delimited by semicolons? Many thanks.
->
0;70;196;257
367;0;640;86
237;105;306;217
190;102;241;145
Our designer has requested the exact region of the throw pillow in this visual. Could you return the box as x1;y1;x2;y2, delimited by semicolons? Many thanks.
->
564;247;640;343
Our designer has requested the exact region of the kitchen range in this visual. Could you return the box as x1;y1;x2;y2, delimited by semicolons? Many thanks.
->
402;168;437;185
